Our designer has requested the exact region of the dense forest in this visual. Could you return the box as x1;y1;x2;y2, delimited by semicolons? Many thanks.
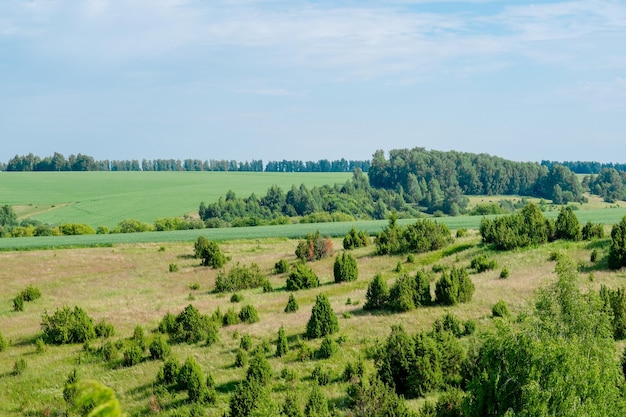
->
1;152;369;173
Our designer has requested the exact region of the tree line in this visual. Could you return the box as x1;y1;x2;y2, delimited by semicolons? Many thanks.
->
2;152;369;173
542;159;626;174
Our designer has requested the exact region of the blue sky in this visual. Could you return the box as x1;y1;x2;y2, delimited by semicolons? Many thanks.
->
1;0;625;163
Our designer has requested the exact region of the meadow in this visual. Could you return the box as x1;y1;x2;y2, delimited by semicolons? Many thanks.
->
1;231;622;416
0;171;351;228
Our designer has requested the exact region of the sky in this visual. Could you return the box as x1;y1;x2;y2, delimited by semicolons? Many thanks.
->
1;0;625;164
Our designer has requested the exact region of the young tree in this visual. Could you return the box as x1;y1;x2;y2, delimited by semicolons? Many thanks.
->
609;216;626;270
333;252;358;283
304;385;330;417
305;294;339;339
286;263;319;291
285;293;299;313
364;274;389;311
555;206;582;241
276;326;289;358
194;236;226;268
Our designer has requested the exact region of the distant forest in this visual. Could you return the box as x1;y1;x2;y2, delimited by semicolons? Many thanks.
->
0;152;370;173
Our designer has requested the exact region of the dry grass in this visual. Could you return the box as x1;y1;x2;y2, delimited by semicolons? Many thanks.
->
0;235;623;416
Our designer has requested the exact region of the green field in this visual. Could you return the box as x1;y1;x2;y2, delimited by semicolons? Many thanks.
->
0;171;351;228
1;207;625;251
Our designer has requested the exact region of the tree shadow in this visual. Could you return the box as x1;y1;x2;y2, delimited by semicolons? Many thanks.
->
216;379;239;395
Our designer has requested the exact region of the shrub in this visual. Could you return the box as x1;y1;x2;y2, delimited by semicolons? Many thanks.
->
609;216;626;270
470;255;498;273
169;263;179;273
305;294;339;339
123;343;143;367
101;341;118;362
235;349;248;368
223;308;241;326
295;231;333;261
376;217;453;255
414;269;432;306
35;337;46;353
456;228;469;238
464;319;476;335
13;295;24;312
492;300;510;318
343;227;370;250
276;326;288;358
317;336;338;359
157;358;180;385
582;221;605;240
239;305;259;324
58;223;96;235
311;364;331;385
333;252;358;283
555;206;582;241
480;203;550;250
281;393;303;417
262;279;273;293
205;320;220;346
285;293;299;313
178;356;215;404
297;342;314;361
388;275;416;312
364;274;389;311
41;306;96;345
0;332;8;351
13;358;27;375
500;267;510;279
159;304;218;344
21;285;41;302
286;263;319;291
149;335;171;360
435;267;474;306
194;236;226;268
133;325;146;351
231;293;244;303
94;320;115;338
275;259;290;274
304;385;330;417
240;334;253;351
115;219;153;233
215;263;266;292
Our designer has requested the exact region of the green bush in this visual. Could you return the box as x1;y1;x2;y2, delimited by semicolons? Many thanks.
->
240;334;252;351
470;255;498;273
364;274;389;311
281;393;303;417
304;385;330;417
333;252;358;283
317;335;338;359
555;206;582;241
274;259;290;274
149;335;171;360
58;223;96;235
101;341;118;362
94;320;115;338
36;337;47;353
157;358;180;385
239;305;259;324
435;267;474;306
194;236;226;268
115;219;153;233
285;293;299;313
235;349;248;368
343;227;370;250
169;263;179;273
286;263;319;291
609;216;626;270
492;300;510;318
12;294;24;312
123;343;143;367
582;221;605;240
0;331;8;351
133;325;146;351
376;217;453;255
311;364;331;385
21;285;42;302
223;308;241;326
41;306;96;345
305;294;339;339
13;357;27;375
159;304;216;344
231;293;244;303
388;275;416;312
276;326;288;358
500;267;510;279
215;263;266;292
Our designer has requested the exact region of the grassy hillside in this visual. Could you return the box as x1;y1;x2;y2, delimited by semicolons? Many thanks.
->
0;171;351;228
0;233;623;416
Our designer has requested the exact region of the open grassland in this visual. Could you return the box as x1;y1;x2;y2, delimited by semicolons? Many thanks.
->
1;206;625;251
0;171;351;228
1;234;624;416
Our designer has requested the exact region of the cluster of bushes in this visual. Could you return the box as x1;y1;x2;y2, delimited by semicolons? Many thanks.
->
295;231;334;261
582;221;605;240
376;215;453;255
158;304;220;345
600;285;626;339
156;356;217;405
40;306;98;345
13;285;41;312
214;263;268;293
470;255;498;273
334;252;358;283
343;227;370;250
480;204;585;250
609;216;626;270
374;320;467;399
365;269;474;312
